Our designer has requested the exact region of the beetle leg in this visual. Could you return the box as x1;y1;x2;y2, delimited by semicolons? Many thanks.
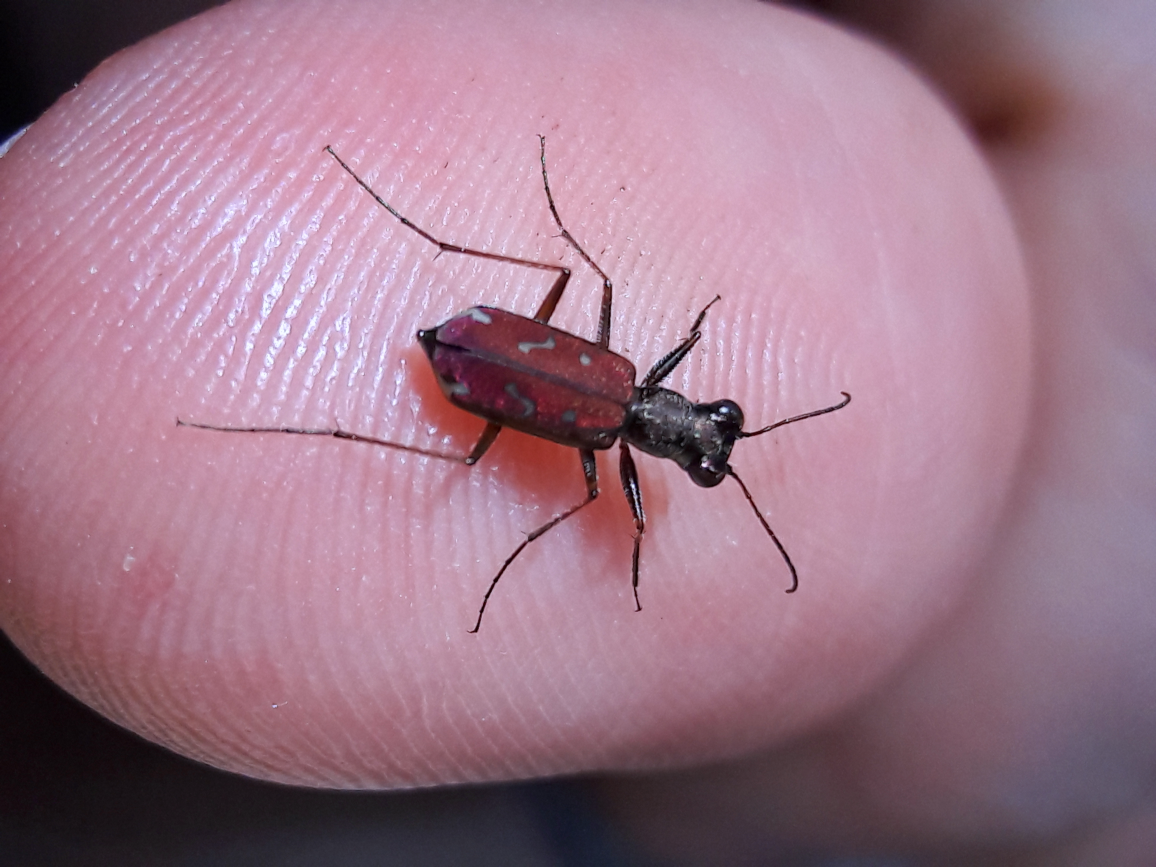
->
469;448;600;633
324;145;569;291
175;419;480;464
641;296;722;388
642;333;701;389
531;268;572;324
464;422;502;465
536;135;616;348
618;443;646;612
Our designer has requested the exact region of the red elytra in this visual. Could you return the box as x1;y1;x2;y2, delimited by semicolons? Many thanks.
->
421;306;636;449
180;138;851;632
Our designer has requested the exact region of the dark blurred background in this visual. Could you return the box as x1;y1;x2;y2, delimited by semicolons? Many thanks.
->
1;0;226;139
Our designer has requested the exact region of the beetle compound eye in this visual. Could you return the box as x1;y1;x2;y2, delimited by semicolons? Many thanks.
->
687;459;727;489
709;400;744;430
704;454;730;475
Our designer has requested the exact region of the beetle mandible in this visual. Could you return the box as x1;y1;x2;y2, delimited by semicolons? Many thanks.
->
180;137;851;632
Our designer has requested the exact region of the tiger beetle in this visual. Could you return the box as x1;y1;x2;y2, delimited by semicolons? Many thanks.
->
180;137;851;632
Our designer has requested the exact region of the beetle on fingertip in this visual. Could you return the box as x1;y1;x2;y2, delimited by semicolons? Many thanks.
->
180;137;850;632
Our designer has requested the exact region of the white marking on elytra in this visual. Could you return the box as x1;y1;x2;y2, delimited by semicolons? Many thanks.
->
578;352;592;366
504;382;536;417
466;308;492;324
517;335;556;354
448;381;470;396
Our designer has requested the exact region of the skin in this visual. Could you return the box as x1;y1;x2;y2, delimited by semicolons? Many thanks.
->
0;0;1149;861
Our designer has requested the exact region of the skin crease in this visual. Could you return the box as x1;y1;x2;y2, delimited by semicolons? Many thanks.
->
20;0;1150;860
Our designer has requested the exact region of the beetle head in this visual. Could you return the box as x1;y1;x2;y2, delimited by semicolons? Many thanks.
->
685;399;745;488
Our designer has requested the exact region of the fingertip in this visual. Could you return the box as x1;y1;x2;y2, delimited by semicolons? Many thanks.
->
0;0;1027;787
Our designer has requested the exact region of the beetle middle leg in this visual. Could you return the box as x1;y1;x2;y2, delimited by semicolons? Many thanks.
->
535;135;616;349
324;145;575;330
469;448;601;633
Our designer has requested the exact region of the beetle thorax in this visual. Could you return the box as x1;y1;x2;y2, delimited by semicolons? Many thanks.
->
622;388;745;488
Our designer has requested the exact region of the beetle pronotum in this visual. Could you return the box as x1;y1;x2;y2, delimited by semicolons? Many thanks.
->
180;138;850;632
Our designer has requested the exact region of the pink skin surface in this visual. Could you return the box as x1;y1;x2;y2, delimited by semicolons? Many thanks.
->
9;0;1147;859
3;0;1023;784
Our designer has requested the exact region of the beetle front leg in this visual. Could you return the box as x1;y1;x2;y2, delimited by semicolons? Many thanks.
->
468;448;601;633
618;443;646;612
641;295;722;388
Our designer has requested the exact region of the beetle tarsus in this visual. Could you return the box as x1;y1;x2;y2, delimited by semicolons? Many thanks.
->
537;135;615;348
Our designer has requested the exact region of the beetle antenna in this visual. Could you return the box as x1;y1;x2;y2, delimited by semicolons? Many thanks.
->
727;468;798;593
740;392;851;438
